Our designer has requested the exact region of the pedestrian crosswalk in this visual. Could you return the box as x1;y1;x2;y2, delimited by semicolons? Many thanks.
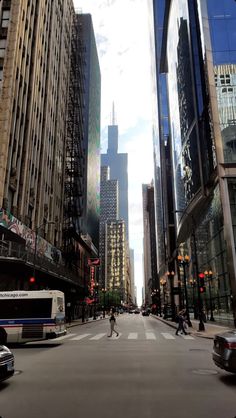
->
55;331;195;342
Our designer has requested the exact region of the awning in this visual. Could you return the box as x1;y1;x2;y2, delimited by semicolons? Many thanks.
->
0;225;26;244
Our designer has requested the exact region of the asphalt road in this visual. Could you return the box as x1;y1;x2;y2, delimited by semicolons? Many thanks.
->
1;314;236;418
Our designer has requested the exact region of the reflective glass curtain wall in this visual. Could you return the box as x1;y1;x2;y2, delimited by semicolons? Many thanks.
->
161;0;236;325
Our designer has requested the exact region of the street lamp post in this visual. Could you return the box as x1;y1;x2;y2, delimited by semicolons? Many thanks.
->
167;270;176;322
205;270;215;321
177;255;192;327
102;288;107;318
175;210;205;331
189;279;197;318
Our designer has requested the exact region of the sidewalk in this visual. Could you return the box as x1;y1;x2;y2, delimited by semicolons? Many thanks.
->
67;315;107;328
151;314;234;339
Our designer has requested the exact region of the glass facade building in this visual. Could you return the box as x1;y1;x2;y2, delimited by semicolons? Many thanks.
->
152;0;236;325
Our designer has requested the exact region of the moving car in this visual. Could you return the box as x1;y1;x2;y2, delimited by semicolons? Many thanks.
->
142;309;150;316
0;345;14;382
212;330;236;373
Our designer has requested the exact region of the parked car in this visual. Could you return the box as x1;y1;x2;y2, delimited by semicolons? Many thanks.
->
0;345;15;382
212;330;236;373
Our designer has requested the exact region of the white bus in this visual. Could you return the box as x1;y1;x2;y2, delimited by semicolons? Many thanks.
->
0;290;67;344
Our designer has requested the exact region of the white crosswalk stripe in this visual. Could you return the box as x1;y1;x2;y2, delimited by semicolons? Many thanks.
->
90;333;107;340
181;334;195;340
63;332;195;342
161;333;175;340
71;333;91;341
145;332;156;340
56;333;77;341
128;332;138;339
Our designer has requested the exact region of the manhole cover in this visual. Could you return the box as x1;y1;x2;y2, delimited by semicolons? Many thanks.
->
192;369;218;375
14;370;22;376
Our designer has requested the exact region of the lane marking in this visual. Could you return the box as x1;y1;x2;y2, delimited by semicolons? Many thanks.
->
90;333;107;340
56;333;77;341
146;332;156;340
161;333;175;340
70;333;91;341
128;332;138;339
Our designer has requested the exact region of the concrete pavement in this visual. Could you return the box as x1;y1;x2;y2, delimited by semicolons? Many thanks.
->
151;314;234;339
67;313;234;339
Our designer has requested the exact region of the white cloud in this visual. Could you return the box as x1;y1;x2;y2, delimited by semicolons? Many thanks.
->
74;0;153;305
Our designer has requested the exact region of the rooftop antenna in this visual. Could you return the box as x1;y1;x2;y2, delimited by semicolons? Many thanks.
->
111;101;116;125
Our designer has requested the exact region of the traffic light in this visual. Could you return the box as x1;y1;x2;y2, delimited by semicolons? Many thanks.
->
29;277;36;289
198;273;206;293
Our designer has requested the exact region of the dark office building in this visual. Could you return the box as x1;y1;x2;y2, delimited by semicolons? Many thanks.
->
78;14;101;250
151;0;236;325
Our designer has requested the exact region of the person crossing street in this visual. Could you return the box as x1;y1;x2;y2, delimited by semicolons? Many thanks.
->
107;309;119;337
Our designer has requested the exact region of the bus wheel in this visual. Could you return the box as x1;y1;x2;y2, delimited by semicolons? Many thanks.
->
0;327;7;345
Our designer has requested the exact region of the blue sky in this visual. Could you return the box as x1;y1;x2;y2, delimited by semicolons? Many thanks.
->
74;0;154;304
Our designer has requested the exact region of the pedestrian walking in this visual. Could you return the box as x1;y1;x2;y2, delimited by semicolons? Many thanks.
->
107;311;119;337
175;309;188;336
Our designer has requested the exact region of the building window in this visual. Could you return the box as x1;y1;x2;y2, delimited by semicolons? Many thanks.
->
0;39;6;57
1;10;10;28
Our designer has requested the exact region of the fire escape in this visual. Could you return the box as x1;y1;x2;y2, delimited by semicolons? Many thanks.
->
63;14;85;268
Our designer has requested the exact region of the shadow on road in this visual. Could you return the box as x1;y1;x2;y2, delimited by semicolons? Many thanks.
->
219;373;236;386
0;381;11;391
7;343;61;349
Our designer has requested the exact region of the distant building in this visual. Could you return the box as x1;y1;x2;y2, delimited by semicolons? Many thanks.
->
101;112;129;241
100;166;118;287
105;220;127;303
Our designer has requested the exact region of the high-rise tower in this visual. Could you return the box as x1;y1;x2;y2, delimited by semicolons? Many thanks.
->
101;107;129;241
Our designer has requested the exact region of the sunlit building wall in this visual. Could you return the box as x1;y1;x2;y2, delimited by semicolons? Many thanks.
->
0;0;74;246
105;220;127;303
100;166;118;288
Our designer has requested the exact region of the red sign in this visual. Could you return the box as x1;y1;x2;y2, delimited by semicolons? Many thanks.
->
88;258;100;266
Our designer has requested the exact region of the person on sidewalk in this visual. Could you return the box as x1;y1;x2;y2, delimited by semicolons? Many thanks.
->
176;309;188;336
107;311;119;337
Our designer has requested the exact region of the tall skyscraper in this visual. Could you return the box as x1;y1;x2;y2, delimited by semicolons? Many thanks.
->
0;3;101;316
151;0;236;326
78;14;101;250
101;111;129;241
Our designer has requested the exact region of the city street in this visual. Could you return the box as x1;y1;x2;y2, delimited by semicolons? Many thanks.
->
1;314;236;418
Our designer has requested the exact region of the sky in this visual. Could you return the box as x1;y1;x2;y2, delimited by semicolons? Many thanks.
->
74;0;154;305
